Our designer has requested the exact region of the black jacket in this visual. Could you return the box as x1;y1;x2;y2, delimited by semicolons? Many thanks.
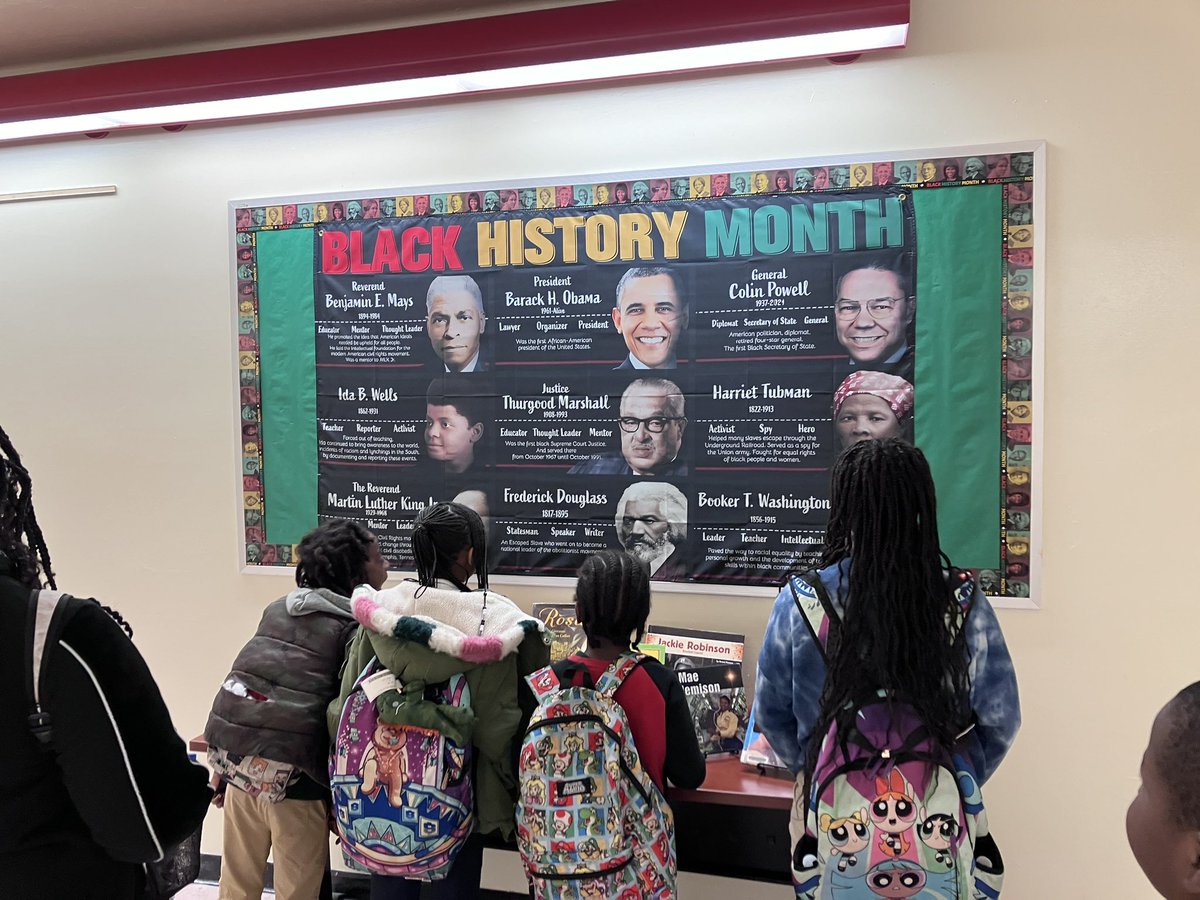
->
0;566;211;899
205;587;357;787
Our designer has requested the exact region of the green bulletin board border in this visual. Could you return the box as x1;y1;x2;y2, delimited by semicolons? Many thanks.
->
231;142;1043;606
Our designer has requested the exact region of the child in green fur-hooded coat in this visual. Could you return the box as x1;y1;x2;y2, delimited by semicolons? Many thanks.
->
327;502;548;851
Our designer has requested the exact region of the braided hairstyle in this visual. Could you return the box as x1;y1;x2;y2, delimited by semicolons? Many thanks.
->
0;425;55;591
411;501;488;591
574;549;651;650
295;519;375;596
0;426;135;638
803;439;970;795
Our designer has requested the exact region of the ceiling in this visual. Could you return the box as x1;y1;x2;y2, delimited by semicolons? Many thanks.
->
0;0;602;77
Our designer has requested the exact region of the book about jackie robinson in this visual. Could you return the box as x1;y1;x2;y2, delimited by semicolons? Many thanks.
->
642;625;747;757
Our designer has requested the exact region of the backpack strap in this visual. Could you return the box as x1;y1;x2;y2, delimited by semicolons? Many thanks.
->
26;589;71;748
789;572;838;664
790;569;974;659
445;672;471;707
594;653;646;698
352;656;381;687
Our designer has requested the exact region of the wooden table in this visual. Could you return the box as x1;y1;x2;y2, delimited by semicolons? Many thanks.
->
668;756;794;882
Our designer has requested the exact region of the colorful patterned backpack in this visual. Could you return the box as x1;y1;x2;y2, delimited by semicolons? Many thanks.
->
517;654;677;900
329;658;475;880
788;571;1005;900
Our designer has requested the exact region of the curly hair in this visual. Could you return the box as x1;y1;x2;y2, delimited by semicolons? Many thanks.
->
614;482;687;545
295;519;375;596
1157;683;1200;828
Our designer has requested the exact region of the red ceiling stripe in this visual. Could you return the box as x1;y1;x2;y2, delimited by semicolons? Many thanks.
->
0;0;907;125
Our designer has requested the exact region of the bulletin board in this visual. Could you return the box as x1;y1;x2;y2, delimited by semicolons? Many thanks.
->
232;143;1043;606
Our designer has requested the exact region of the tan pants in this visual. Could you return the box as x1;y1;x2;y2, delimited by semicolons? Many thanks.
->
219;787;329;900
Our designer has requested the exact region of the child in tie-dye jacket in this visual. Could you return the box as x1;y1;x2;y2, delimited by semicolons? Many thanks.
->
754;440;1021;896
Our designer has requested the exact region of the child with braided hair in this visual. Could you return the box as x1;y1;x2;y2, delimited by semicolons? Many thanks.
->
0;424;210;898
516;550;704;899
756;438;1021;897
330;501;548;900
556;549;706;793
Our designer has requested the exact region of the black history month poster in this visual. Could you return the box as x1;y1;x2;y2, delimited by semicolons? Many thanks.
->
236;150;1041;600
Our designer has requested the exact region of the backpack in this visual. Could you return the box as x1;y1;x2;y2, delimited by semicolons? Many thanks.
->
25;589;203;900
788;571;1005;900
516;654;677;900
329;657;476;880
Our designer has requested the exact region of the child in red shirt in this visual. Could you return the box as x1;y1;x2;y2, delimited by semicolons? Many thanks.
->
554;549;705;792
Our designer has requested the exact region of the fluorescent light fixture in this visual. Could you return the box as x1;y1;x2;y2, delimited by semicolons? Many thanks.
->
0;24;906;144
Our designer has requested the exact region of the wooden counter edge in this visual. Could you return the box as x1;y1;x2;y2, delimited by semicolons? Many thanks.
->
667;757;794;811
190;736;795;812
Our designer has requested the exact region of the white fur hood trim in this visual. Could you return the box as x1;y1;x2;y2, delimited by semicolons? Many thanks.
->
352;579;543;664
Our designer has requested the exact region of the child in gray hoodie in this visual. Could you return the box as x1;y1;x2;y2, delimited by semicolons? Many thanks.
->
205;519;388;900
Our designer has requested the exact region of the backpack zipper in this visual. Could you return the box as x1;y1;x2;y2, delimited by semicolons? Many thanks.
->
530;854;634;880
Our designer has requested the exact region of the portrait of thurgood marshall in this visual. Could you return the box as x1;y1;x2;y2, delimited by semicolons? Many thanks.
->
614;481;688;580
611;266;688;370
426;274;489;373
832;257;915;384
569;378;688;477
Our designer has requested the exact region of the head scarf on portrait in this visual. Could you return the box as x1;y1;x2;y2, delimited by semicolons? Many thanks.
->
833;371;915;421
832;370;915;449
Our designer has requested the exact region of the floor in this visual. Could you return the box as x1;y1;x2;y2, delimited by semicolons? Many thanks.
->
176;884;264;899
174;884;362;899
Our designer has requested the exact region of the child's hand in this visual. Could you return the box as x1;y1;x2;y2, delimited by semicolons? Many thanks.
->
209;774;227;808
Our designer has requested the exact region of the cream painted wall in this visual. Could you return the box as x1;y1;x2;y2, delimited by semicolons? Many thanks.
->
2;0;1198;895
